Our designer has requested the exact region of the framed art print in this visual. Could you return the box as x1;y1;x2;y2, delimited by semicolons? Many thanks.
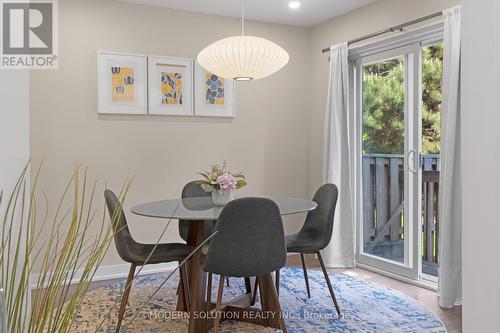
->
148;56;193;116
195;62;235;118
97;52;147;114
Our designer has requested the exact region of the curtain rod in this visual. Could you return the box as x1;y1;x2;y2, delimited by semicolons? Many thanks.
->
321;11;442;53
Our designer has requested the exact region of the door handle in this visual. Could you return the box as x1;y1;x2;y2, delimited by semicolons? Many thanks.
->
407;149;418;173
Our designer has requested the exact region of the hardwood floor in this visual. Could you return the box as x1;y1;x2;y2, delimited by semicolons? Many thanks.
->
286;254;462;333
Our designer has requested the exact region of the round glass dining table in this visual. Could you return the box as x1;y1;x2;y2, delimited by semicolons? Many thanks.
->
130;196;317;333
131;196;317;220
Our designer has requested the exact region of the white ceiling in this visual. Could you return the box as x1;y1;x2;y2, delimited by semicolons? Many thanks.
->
120;0;377;27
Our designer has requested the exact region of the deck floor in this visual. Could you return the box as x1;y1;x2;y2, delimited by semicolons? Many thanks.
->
364;240;439;277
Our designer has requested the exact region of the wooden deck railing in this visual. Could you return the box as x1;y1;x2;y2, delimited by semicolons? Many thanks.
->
362;153;440;269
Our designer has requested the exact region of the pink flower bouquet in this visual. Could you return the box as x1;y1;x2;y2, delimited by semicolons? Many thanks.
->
197;162;247;193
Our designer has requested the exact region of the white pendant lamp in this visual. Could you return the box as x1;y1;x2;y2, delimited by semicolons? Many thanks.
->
197;8;289;81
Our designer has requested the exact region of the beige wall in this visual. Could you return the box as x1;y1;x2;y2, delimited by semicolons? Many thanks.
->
30;0;464;269
30;0;311;267
462;0;500;330
307;0;461;194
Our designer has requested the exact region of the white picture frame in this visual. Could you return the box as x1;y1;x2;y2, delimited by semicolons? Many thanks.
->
148;56;193;116
97;51;147;115
195;62;235;118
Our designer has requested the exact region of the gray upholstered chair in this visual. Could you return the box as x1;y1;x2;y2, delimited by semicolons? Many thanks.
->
104;190;193;333
203;198;287;333
178;181;215;242
277;183;341;316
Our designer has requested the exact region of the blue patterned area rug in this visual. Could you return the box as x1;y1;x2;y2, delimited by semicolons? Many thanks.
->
71;267;446;332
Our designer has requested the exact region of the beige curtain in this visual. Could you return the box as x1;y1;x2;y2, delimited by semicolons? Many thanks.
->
438;5;462;309
322;42;355;268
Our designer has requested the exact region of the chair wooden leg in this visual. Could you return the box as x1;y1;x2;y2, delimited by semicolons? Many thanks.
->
176;262;186;311
275;269;280;296
317;251;341;316
300;253;311;298
116;263;136;333
213;275;225;333
205;273;213;332
257;277;268;328
244;277;252;293
265;273;287;333
180;263;191;310
226;278;230;287
251;277;259;305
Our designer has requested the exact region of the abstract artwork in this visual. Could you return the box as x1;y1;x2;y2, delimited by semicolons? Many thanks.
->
161;72;183;105
111;67;135;102
98;52;147;114
195;63;234;117
204;72;224;105
148;56;193;116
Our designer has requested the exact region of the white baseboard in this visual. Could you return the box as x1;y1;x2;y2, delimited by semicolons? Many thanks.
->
30;262;177;289
31;253;298;289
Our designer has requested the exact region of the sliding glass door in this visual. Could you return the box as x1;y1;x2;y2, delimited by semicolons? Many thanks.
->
355;45;420;279
354;36;443;282
420;42;443;281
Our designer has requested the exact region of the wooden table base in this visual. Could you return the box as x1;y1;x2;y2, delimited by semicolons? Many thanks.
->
204;275;285;331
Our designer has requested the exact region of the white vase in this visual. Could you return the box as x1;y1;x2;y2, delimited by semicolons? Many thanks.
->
212;189;234;206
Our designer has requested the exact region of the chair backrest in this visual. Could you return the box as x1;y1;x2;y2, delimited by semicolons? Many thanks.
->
104;189;139;263
203;198;286;277
178;181;212;241
299;183;339;250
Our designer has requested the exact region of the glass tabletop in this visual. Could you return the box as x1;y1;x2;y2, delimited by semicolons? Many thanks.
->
131;196;317;221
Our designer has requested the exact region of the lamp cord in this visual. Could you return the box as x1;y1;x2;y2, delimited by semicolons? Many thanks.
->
241;5;245;36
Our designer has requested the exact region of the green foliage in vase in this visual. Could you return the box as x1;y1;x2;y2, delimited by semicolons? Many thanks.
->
197;161;247;192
